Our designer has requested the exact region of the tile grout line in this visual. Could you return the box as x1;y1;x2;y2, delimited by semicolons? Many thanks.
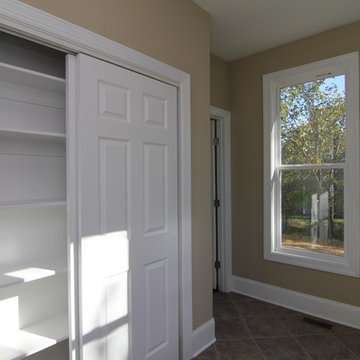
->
273;309;358;359
212;342;220;360
276;313;353;359
234;293;313;359
270;302;314;359
248;303;295;360
288;333;313;359
230;293;267;360
330;332;360;359
213;293;237;359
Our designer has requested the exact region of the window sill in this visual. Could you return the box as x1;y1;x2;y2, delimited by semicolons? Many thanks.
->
264;246;359;278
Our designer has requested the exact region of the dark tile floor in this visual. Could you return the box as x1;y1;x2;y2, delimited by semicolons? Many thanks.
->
194;292;360;360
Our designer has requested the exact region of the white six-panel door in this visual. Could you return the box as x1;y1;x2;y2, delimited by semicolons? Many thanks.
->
74;54;179;360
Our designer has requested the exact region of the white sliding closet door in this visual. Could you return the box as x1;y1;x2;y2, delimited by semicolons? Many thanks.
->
72;54;179;360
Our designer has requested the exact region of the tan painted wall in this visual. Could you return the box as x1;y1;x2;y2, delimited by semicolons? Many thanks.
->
210;53;230;110
230;21;360;306
21;0;212;330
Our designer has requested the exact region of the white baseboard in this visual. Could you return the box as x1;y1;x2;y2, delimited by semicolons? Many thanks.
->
232;275;360;329
192;317;216;358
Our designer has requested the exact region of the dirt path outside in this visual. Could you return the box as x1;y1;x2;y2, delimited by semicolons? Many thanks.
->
282;234;344;256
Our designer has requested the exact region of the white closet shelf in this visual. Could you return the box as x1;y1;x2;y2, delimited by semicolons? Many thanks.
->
0;199;66;209
0;264;67;290
0;61;65;93
0;128;66;140
0;313;68;360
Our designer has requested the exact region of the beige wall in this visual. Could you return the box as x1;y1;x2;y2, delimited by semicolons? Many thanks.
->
210;53;230;110
230;21;360;306
21;0;212;329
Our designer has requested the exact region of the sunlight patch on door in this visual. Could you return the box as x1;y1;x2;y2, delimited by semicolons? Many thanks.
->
81;231;130;360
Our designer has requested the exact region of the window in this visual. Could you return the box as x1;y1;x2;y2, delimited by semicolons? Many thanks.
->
263;53;359;277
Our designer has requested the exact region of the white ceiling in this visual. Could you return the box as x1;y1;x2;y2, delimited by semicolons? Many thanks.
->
193;0;360;61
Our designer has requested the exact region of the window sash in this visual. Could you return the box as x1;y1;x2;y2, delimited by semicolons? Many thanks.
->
275;167;346;256
277;163;345;170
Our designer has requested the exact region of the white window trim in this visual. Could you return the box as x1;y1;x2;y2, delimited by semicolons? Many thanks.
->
263;52;360;277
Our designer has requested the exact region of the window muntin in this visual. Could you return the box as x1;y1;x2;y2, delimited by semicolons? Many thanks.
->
263;53;359;277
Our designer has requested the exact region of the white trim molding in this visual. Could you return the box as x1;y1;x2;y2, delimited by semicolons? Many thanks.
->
210;106;232;292
0;1;193;359
263;52;360;277
0;1;184;86
232;275;360;330
192;318;216;358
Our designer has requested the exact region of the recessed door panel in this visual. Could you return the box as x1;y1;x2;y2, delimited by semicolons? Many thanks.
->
144;95;167;129
99;139;129;233
144;143;167;235
105;273;129;360
99;81;130;122
145;259;168;357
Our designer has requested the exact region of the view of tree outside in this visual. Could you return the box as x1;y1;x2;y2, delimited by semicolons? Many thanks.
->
280;75;345;256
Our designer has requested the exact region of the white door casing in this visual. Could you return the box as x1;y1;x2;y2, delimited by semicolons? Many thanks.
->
75;54;179;359
210;106;232;293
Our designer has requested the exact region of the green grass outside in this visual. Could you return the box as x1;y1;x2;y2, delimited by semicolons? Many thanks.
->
283;215;344;241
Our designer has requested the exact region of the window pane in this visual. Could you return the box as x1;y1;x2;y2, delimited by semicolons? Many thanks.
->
280;75;346;164
281;169;344;256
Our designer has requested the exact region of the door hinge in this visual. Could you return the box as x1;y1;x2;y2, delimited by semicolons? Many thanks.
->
212;137;219;146
215;260;221;270
214;199;220;207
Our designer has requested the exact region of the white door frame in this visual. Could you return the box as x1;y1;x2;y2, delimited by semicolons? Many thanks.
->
210;106;232;292
0;2;193;359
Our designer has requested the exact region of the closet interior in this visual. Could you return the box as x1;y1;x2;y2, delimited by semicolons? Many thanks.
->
0;32;68;360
